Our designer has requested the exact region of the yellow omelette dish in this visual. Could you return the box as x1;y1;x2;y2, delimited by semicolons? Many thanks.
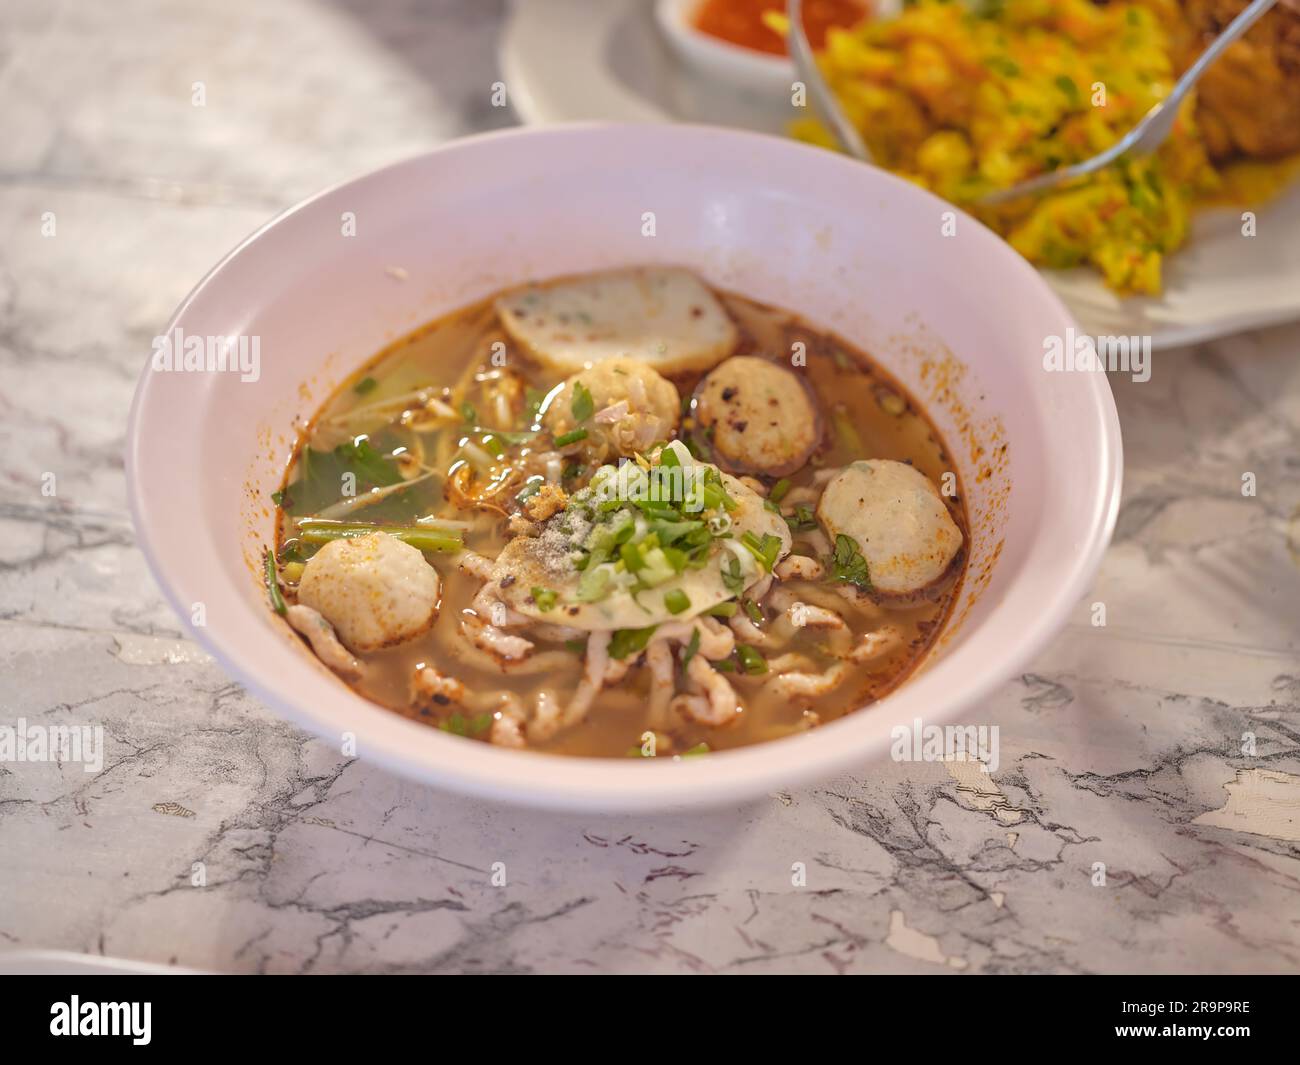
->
785;0;1292;297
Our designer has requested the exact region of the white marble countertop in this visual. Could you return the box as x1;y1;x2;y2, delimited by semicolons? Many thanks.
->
2;0;1298;974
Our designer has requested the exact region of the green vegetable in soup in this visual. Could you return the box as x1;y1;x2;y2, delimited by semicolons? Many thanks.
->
296;519;464;553
264;549;286;616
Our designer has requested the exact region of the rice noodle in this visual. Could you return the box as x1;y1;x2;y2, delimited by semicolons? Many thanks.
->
447;638;573;677
775;554;824;581
645;640;675;731
764;652;818;673
672;655;742;726
728;611;775;648
459;611;534;662
527;631;612;741
846;625;903;663
768;661;851;699
796;528;831;556
471;585;530;628
286;604;362;681
650;617;733;659
455;550;496;581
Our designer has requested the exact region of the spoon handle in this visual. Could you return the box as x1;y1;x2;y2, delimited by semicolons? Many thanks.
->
786;0;874;164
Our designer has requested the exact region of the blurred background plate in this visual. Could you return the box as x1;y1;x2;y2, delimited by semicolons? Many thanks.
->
0;950;202;975
501;0;1300;349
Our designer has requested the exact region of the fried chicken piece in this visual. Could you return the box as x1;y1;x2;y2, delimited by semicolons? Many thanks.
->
1181;0;1300;159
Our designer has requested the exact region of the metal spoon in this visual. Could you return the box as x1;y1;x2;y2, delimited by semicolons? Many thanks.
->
786;0;874;165
786;0;1278;205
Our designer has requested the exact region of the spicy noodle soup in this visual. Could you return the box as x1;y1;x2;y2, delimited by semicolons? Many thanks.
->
269;267;966;758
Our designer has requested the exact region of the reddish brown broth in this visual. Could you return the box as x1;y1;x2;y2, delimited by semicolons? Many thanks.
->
274;285;967;758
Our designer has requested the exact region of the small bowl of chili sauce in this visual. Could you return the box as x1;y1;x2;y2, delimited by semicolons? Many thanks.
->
654;0;875;94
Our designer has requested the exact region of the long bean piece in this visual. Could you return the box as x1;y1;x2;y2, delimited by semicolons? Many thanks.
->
296;519;464;553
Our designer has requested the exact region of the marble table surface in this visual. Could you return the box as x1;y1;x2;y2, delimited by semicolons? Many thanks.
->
2;0;1298;975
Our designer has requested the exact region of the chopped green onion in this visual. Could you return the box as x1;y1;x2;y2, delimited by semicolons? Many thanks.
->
769;478;792;504
619;542;645;573
564;638;586;654
353;376;378;395
680;742;710;758
702;468;737;511
876;388;906;416
680;627;701;671
493;428;539;445
705;601;738;618
524;386;547;425
531;587;558;612
638;547;676;588
459;401;477;424
270;489;284;507
658;446;681;469
554;428;589;447
736;645;768;675
714;659;735;672
609;625;658;660
571;380;594;423
833;407;863;454
740;531;782;572
576;564;612;602
701;484;728;512
786;504;818;532
664;589;691;615
264;549;286;616
661;546;688;574
742;598;763;625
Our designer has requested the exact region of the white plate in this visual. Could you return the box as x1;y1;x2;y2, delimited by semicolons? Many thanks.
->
501;0;1300;348
0;949;202;975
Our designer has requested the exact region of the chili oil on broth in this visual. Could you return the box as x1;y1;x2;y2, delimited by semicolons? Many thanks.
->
273;281;967;759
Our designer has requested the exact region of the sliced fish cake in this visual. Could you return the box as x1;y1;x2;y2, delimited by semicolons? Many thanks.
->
495;266;738;375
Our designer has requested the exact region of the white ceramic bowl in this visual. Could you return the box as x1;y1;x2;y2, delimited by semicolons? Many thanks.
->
654;0;794;94
127;123;1121;813
653;0;902;95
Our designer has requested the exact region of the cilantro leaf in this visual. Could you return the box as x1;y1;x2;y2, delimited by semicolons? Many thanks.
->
827;533;872;590
680;627;701;673
571;380;595;423
285;437;413;519
721;555;745;595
